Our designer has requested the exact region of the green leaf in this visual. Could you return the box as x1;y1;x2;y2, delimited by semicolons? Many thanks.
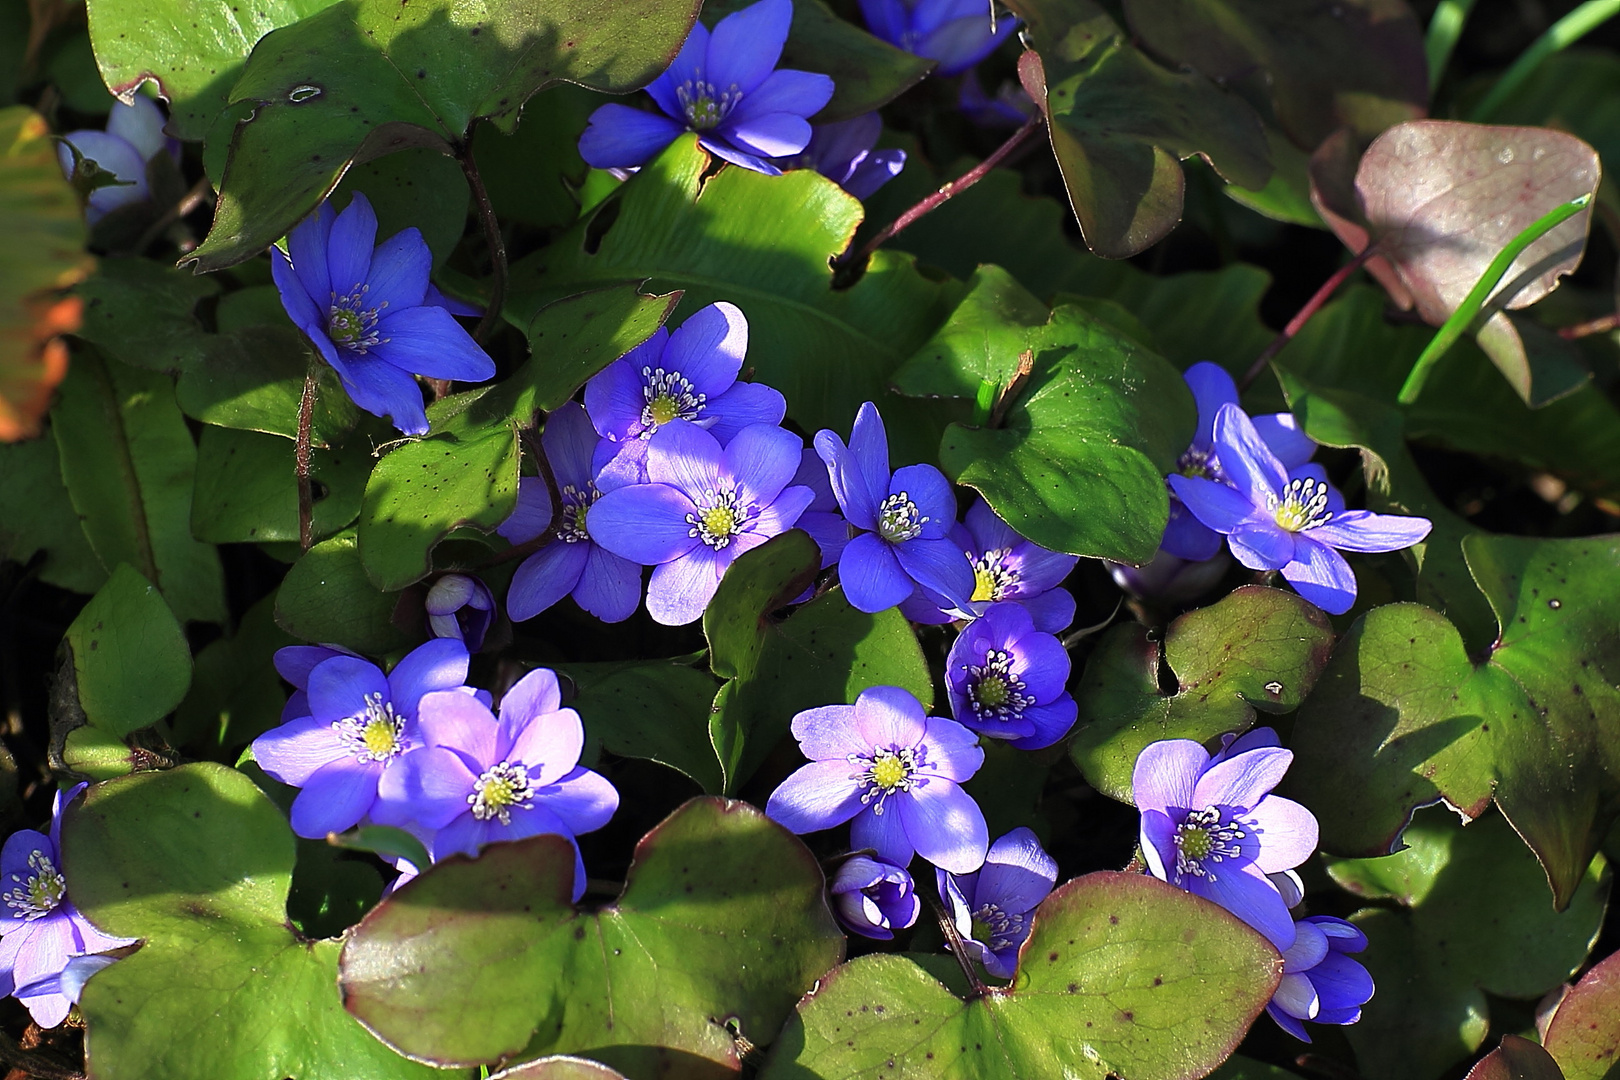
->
564;660;724;794
288;837;385;939
187;0;702;271
63;762;456;1080
1327;811;1610;1080
191;424;369;544
1009;1;1270;258
332;147;468;269
1205;1057;1308;1080
762;871;1279;1080
704;531;931;792
328;824;431;876
174;325;361;445
470;84;597;230
492;1058;629;1080
171;593;298;753
339;798;846;1075
63;725;147;780
1462;1036;1565;1080
1288;533;1620;907
1543;944;1620;1080
0;425;107;594
505;136;961;442
64;564;192;738
902;294;1195;562
275;532;413;655
1070;586;1336;803
50;351;226;624
71;256;220;373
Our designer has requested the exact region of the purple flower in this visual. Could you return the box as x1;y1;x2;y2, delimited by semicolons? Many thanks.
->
374;667;619;898
56;95;175;222
1168;403;1433;615
1132;735;1320;949
271;192;495;436
1107;548;1231;604
585;302;787;485
945;602;1076;749
252;639;472;838
937;827;1057;978
1268;916;1375;1041
954;498;1077;632
0;786;135;1027
830;855;921;940
579;0;835;175
425;574;496;650
500;402;643;624
958;69;1036;128
766;685;989;873
814;402;975;614
778;114;906;200
1163;363;1316;562
589;420;814;625
792;447;849;570
860;0;1020;77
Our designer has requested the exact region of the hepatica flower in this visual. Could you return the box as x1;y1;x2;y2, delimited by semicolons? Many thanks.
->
590;420;814;625
0;786;135;1027
1164;362;1315;562
375;667;618;897
585;302;786;483
860;0;1020;76
425;574;496;651
252;638;471;838
946;602;1076;749
56;94;173;222
1269;916;1375;1041
272;192;495;436
578;0;834;174
766;685;989;873
937;827;1057;978
814;402;975;614
1133;735;1319;949
1168;403;1433;614
954;498;1077;632
780;113;906;200
501;402;643;624
830;855;921;940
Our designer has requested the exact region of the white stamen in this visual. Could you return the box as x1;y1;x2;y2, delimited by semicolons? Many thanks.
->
3;850;66;920
876;492;925;543
333;692;409;763
469;761;537;825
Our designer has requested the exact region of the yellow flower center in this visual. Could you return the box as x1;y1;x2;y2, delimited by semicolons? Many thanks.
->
702;504;737;539
1177;827;1213;861
971;565;998;603
362;717;397;757
649;394;681;425
469;761;537;825
974;676;1010;710
870;754;909;790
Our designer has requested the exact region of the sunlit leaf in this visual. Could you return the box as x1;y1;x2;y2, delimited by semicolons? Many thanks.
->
1543;945;1620;1080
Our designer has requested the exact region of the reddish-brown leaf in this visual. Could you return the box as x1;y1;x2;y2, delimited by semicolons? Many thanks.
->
1543;948;1620;1080
1463;1035;1566;1080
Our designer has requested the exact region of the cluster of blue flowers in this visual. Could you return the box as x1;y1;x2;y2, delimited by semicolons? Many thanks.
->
1133;730;1375;1041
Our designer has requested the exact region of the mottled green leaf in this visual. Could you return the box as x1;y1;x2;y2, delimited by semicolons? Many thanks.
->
71;256;219;373
171;593;298;753
470;83;597;230
565;660;723;793
275;532;413;655
64;564;190;738
1543;945;1620;1080
174;325;361;446
0;425;107;593
192;425;369;544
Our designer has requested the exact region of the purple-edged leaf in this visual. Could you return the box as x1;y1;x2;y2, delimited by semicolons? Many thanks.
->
1544;947;1620;1080
759;871;1280;1080
491;1059;629;1080
1463;1037;1565;1080
339;798;844;1075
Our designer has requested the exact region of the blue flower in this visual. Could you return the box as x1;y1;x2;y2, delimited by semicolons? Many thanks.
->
589;420;814;625
56;95;175;222
937;827;1057;978
579;0;835;175
766;685;989;873
500;402;644;624
945;602;1076;749
1168;402;1433;614
0;786;135;1028
585;301;786;485
1107;548;1232;604
860;0;1020;77
425;574;496;650
779;114;906;199
271;192;496;436
791;447;850;570
959;69;1036;128
251;639;473;838
830;855;921;939
1268;916;1375;1041
1163;362;1316;562
814;401;975;614
954;498;1077;631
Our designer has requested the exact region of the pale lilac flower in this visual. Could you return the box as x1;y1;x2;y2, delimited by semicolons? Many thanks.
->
1168;402;1433;614
860;0;1020;76
766;685;988;873
1133;735;1320;949
252;639;471;838
500;402;643;624
374;668;618;898
579;0;835;174
814;402;974;614
945;602;1076;749
792;447;849;570
425;574;495;650
954;498;1077;631
589;420;813;625
0;786;135;1027
1107;549;1231;604
779;113;906;199
585;302;786;484
830;855;920;940
56;95;175;222
272;192;495;435
937;827;1057;978
1268;916;1375;1041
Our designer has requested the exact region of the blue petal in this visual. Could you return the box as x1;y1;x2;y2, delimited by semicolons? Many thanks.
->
1280;538;1357;614
288;200;335;305
661;301;748;397
645;419;726;496
646;546;729;625
839;532;913;612
1309;510;1432;554
59;131;149;213
645;19;710;120
540;401;601;489
975;827;1058;914
1018;587;1076;634
573;546;643;623
898;779;988;874
1195;864;1297;950
585;352;657;441
334;356;428;435
1253;412;1316;470
372;306;494;382
1132;740;1207;815
1166;473;1258;535
497;476;553;544
1006;697;1078;750
767;759;866;833
889;463;957;539
1161;500;1226;560
290;759;380;837
724;422;802;504
697;136;783;174
589;483;701;565
326;192;377;295
386;637;470;711
706;381;787;443
365;225;432;312
508;541;590;621
915;11;1019;75
849;401;891;506
814;428;878;531
844;148;905;201
1229;519;1295;572
308;655;388;721
894;535;976;609
725;110;815;158
106;95;168;162
731;67;837;124
851;800;915;866
1182;361;1239;451
858;0;910;47
1212;403;1287;507
578;104;686;169
706;0;793;96
271;246;325;340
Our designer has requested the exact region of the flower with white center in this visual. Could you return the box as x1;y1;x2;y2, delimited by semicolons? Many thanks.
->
945;602;1076;749
859;0;1021;77
937;827;1058;978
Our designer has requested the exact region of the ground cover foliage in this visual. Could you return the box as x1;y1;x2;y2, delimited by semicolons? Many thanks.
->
0;0;1618;1078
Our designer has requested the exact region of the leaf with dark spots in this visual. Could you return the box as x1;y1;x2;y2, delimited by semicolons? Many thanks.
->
1463;1036;1567;1080
340;798;844;1077
1542;946;1620;1080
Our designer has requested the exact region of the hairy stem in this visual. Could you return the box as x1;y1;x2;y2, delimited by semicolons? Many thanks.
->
1240;244;1379;392
1559;311;1620;339
929;891;990;1000
296;358;319;552
457;140;507;346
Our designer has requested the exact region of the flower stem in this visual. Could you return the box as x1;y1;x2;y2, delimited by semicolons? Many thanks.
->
1398;192;1593;404
928;891;989;1000
1239;244;1379;392
839;115;1042;275
1558;311;1620;339
296;357;319;553
456;139;507;346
